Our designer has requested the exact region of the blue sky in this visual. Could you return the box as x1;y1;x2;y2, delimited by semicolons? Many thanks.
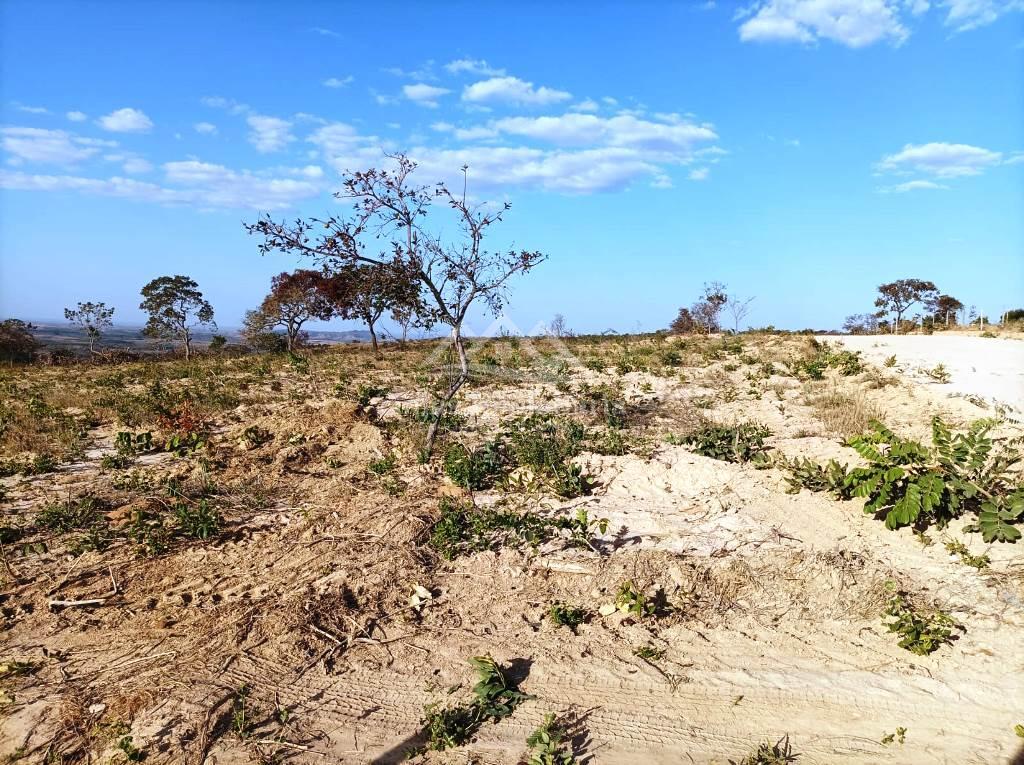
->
1;0;1022;335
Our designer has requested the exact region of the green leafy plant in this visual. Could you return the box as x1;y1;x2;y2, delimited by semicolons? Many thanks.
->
679;422;772;463
429;498;602;560
443;440;510;490
548;603;588;633
237;425;270;450
783;456;848;495
422;655;532;751
115;430;154;455
611;581;664;619
173;499;221;540
368;452;398;475
884;592;957;655
844;418;1023;536
116;734;145;762
525;713;577;765
633;646;665;661
883;355;897;368
943;538;990;569
164;431;206;457
232;684;252;739
36;496;102;533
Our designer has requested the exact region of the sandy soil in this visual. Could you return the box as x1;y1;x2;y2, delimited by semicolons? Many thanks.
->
2;336;1023;764
828;334;1024;415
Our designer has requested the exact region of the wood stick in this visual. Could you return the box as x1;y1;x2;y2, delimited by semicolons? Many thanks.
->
49;598;105;608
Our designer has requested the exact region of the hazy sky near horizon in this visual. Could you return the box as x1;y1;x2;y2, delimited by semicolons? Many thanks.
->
1;0;1022;335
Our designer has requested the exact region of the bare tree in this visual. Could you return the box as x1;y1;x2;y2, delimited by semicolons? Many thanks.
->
691;281;728;335
725;295;754;333
245;155;545;455
64;301;114;354
547;313;568;338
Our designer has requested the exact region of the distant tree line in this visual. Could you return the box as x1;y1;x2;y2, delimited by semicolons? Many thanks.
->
844;279;970;335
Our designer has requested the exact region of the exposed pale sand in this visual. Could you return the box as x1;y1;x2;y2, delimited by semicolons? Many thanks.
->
826;334;1024;415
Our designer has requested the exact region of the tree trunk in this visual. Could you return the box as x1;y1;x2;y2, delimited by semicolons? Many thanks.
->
183;331;192;359
424;326;469;458
367;319;380;357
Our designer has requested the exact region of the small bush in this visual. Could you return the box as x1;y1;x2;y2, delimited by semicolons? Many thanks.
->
443;441;511;490
548;603;588;633
173;499;221;539
422;655;531;751
884;592;957;655
678;422;771;463
525;713;577;765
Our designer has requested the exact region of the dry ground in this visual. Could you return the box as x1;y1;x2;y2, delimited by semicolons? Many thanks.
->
1;333;1022;764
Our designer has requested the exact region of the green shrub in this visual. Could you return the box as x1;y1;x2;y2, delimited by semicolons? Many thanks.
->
679;422;771;463
526;713;577;765
429;498;604;560
884;592;957;655
548;603;588;633
36;496;102;533
443;441;510;490
846;418;1023;538
422;655;532;751
173;499;221;539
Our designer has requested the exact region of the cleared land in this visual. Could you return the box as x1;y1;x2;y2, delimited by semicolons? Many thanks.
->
1;333;1022;764
829;333;1024;415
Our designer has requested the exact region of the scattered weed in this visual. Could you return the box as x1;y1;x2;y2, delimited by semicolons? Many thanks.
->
525;713;577;765
881;727;907;745
677;422;771;464
943;539;990;569
422;655;532;751
733;736;799;765
884;591;958;655
548;603;588;633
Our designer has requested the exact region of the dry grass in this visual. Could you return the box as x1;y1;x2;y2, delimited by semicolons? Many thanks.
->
802;384;882;438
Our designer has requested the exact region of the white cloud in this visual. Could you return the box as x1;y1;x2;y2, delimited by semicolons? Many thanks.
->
1;127;114;166
311;27;340;37
688;167;710;180
737;0;909;47
247;115;294;153
323;76;354;88
0;157;324;211
383;62;437;81
462;76;572;107
15;104;50;115
194;121;218;135
444;58;506;77
878;179;949;192
488;113;718;153
402;83;451;108
307;111;720;194
121;157;153;174
571;98;600;113
66;111;87;122
97;107;154;133
201;96;249;115
876;142;1003;177
942;0;1024;30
